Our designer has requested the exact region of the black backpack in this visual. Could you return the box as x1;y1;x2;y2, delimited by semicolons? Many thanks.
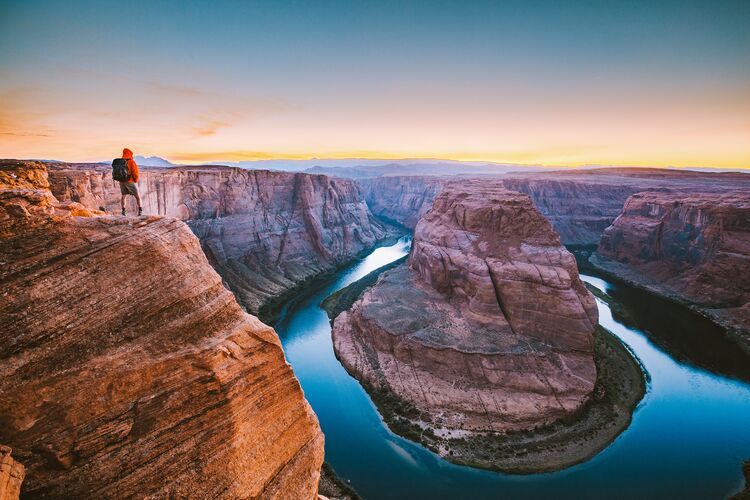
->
112;158;130;182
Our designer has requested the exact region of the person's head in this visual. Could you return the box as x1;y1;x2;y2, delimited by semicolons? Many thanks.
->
122;148;133;159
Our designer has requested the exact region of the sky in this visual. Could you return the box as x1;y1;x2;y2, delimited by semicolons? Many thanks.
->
1;0;749;168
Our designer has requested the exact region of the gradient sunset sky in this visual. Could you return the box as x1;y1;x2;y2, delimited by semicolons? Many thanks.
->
1;0;749;167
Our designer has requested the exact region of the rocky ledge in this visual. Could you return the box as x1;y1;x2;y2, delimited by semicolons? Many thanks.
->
48;163;399;320
591;190;750;356
328;183;645;471
0;161;324;498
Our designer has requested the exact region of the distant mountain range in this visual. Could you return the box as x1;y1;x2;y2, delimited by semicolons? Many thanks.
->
302;162;549;179
134;155;174;167
34;156;748;176
222;158;542;173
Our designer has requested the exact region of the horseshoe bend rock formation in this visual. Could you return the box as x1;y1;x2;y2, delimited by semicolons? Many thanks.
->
592;190;750;354
0;161;324;498
333;183;598;434
48;163;396;318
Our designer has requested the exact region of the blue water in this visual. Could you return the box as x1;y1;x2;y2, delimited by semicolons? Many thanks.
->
275;238;750;499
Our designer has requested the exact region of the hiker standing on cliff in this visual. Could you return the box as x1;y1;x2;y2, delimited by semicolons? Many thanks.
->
112;148;142;216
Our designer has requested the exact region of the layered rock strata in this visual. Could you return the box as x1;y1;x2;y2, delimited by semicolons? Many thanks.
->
592;190;750;353
333;183;598;433
359;169;750;246
48;163;396;317
0;161;324;498
358;176;443;229
500;177;640;246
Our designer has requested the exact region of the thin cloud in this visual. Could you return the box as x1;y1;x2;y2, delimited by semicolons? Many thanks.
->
191;119;230;137
0;132;51;137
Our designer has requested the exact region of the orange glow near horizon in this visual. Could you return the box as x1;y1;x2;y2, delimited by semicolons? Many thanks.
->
2;75;748;169
2;2;749;170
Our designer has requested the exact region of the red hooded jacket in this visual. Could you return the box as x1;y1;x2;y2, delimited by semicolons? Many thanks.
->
122;148;140;183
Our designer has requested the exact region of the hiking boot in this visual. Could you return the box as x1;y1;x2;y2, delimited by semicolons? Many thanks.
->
138;207;143;216
121;208;126;216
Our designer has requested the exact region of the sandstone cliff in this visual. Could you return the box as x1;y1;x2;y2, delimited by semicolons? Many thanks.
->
592;190;750;354
1;160;324;498
333;183;598;433
48;163;396;317
0;447;24;500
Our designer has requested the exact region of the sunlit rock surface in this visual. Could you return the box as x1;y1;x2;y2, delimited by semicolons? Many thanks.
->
0;447;24;500
0;160;324;498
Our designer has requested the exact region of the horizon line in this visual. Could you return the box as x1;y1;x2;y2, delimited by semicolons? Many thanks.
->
19;155;750;171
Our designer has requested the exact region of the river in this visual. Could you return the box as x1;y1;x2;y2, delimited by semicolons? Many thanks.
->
274;237;750;499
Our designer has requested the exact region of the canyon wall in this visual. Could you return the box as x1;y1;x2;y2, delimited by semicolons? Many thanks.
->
359;169;749;247
592;190;750;353
358;174;637;244
48;164;396;316
500;177;640;246
358;176;443;229
333;183;598;432
1;161;324;498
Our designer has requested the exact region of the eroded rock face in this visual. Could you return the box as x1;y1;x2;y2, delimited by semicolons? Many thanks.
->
48;163;396;316
500;177;640;246
1;161;324;498
0;447;24;500
593;190;750;351
333;183;598;432
358;176;443;229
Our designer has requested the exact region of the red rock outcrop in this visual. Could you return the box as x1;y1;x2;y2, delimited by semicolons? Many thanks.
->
333;182;598;432
0;447;24;500
592;190;750;353
48;163;397;317
1;160;324;498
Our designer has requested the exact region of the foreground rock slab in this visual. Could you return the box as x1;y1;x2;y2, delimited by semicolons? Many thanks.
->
0;161;323;498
